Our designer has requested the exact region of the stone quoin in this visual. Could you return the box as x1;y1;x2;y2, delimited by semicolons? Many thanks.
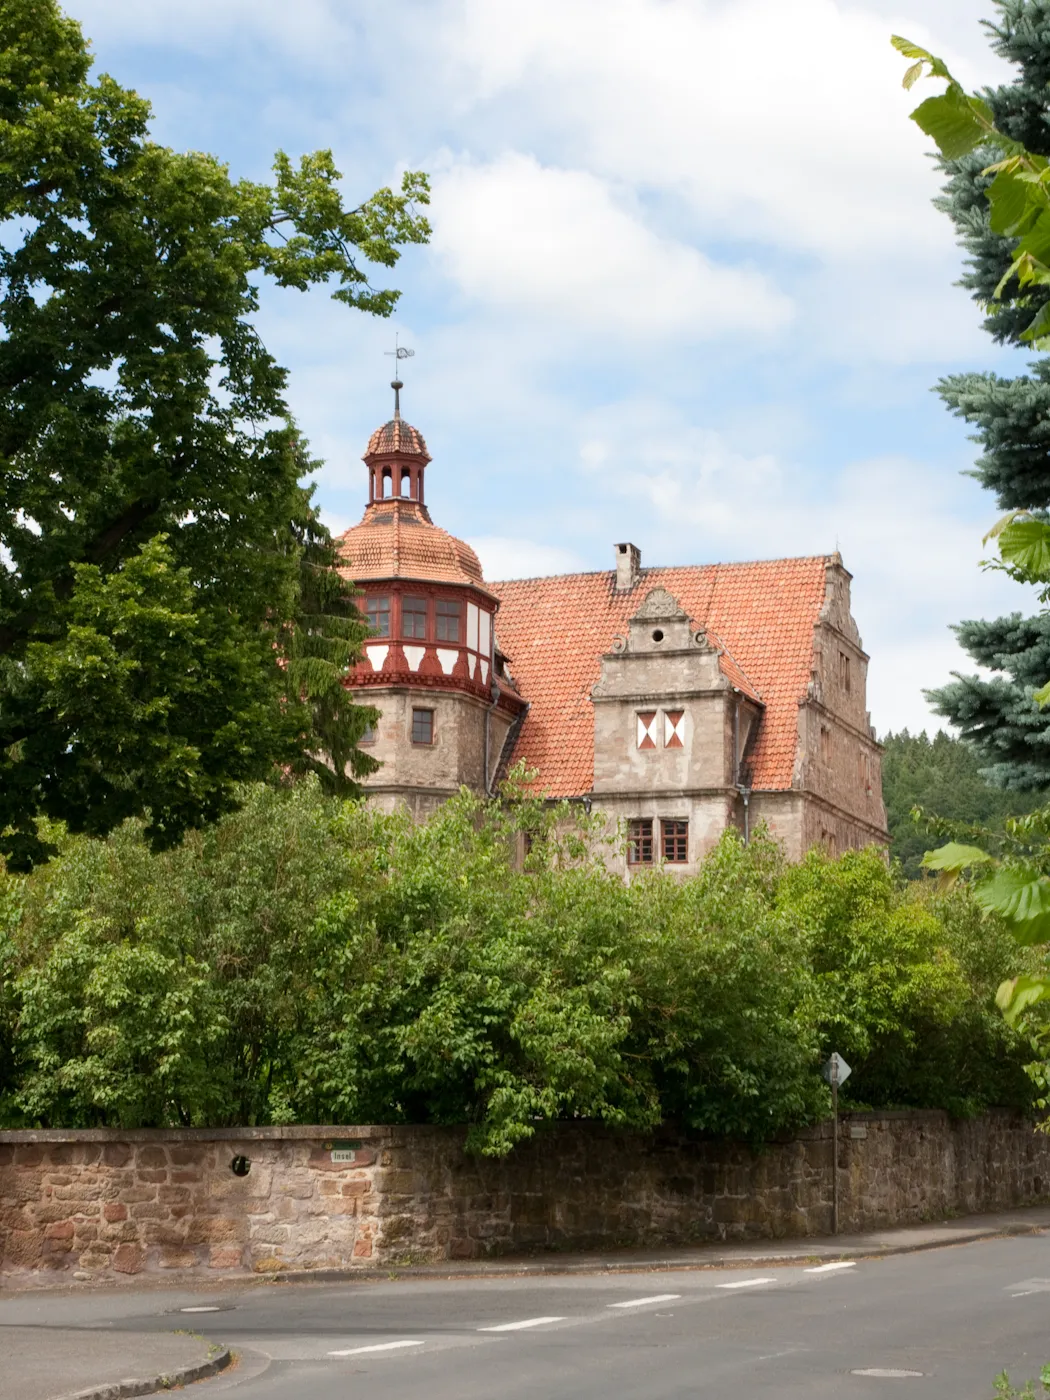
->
337;386;888;865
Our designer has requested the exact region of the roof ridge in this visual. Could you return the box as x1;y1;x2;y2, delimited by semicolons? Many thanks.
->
489;554;835;586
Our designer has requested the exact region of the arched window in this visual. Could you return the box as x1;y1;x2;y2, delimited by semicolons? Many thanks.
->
381;467;392;498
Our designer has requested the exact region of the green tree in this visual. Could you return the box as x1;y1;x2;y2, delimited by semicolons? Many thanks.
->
892;26;1050;1044
913;4;1050;787
0;0;430;868
882;729;1043;877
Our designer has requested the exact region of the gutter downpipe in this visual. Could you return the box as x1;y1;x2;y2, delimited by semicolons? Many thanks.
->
733;690;752;845
483;677;501;797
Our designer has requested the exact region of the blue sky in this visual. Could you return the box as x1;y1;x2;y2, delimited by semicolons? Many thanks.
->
70;0;1039;736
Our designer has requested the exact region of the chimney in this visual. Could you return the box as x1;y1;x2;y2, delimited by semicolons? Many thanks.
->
614;542;641;592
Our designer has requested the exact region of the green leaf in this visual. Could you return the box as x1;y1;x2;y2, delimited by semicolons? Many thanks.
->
987;167;1042;237
911;88;992;160
975;868;1050;943
890;35;951;81
997;519;1050;579
902;61;924;91
1033;680;1050;709
920;842;995;873
996;973;1050;1025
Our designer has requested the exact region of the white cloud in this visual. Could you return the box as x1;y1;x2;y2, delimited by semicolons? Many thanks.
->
430;154;793;342
442;0;973;260
469;536;586;581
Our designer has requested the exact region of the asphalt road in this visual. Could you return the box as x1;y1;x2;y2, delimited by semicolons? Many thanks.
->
3;1234;1050;1399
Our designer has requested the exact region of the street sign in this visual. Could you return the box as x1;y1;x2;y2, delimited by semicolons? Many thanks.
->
822;1053;851;1087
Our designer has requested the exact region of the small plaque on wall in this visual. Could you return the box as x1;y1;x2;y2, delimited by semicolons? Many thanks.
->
323;1139;363;1164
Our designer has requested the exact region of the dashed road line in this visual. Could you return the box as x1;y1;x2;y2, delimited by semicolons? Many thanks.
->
717;1277;776;1290
805;1262;857;1274
478;1317;567;1332
608;1294;682;1309
329;1340;425;1356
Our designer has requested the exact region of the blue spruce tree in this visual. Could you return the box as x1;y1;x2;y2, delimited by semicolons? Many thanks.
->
930;0;1050;787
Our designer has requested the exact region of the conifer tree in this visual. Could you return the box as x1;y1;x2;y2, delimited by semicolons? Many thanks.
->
927;0;1050;788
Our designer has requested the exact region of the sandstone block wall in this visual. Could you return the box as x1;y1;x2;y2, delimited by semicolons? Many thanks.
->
1;1111;1048;1283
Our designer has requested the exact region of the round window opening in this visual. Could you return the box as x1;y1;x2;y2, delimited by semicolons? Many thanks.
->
651;629;664;642
230;1155;251;1177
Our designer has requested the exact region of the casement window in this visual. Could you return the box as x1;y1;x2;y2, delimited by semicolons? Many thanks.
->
661;819;688;864
403;595;428;639
627;818;654;865
435;598;461;642
411;708;434;744
664;710;684;748
366;595;390;637
637;711;658;750
360;722;376;745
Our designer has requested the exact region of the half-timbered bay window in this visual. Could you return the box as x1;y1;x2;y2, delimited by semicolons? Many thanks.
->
661;819;688;863
403;595;428;639
366;595;390;637
627;818;654;865
435;598;461;642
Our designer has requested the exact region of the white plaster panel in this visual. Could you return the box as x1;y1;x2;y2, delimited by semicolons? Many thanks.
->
365;644;389;672
404;646;425;672
437;648;458;676
480;659;489;685
467;654;477;679
480;609;491;658
467;603;479;652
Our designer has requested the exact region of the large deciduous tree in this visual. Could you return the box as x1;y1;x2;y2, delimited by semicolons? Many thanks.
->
0;0;430;868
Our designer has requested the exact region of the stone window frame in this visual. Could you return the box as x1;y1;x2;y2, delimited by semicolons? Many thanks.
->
636;711;658;750
664;710;685;749
839;650;852;695
627;818;654;865
411;708;435;745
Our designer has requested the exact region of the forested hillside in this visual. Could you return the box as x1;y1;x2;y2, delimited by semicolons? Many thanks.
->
881;730;1044;878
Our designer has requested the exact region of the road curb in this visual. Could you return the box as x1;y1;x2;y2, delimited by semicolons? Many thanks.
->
55;1346;232;1400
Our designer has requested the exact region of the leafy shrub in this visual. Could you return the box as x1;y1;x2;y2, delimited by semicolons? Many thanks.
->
0;781;1037;1151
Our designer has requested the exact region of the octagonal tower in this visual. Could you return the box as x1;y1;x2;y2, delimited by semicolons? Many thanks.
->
337;382;526;819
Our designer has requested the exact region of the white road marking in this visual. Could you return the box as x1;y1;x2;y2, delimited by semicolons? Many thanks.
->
608;1294;682;1309
180;1306;222;1312
478;1317;566;1332
805;1261;857;1274
1006;1278;1050;1295
851;1369;924;1378
717;1277;776;1290
328;1340;425;1356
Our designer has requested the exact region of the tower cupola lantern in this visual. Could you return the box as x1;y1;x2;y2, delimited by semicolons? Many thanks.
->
363;379;432;506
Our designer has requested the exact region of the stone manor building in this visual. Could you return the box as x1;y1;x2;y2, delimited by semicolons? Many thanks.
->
337;388;888;873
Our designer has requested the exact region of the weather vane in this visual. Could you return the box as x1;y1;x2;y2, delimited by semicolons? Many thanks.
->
384;334;414;415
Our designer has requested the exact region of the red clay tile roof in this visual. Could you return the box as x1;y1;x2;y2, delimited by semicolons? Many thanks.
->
337;500;491;592
490;557;830;797
365;417;430;461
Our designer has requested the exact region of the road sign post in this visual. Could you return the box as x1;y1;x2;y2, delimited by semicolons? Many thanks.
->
821;1054;852;1235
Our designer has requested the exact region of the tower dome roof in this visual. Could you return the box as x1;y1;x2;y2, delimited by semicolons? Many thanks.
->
337;501;488;591
364;416;430;462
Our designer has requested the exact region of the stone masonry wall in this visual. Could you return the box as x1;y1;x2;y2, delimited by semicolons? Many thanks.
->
1;1111;1048;1283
